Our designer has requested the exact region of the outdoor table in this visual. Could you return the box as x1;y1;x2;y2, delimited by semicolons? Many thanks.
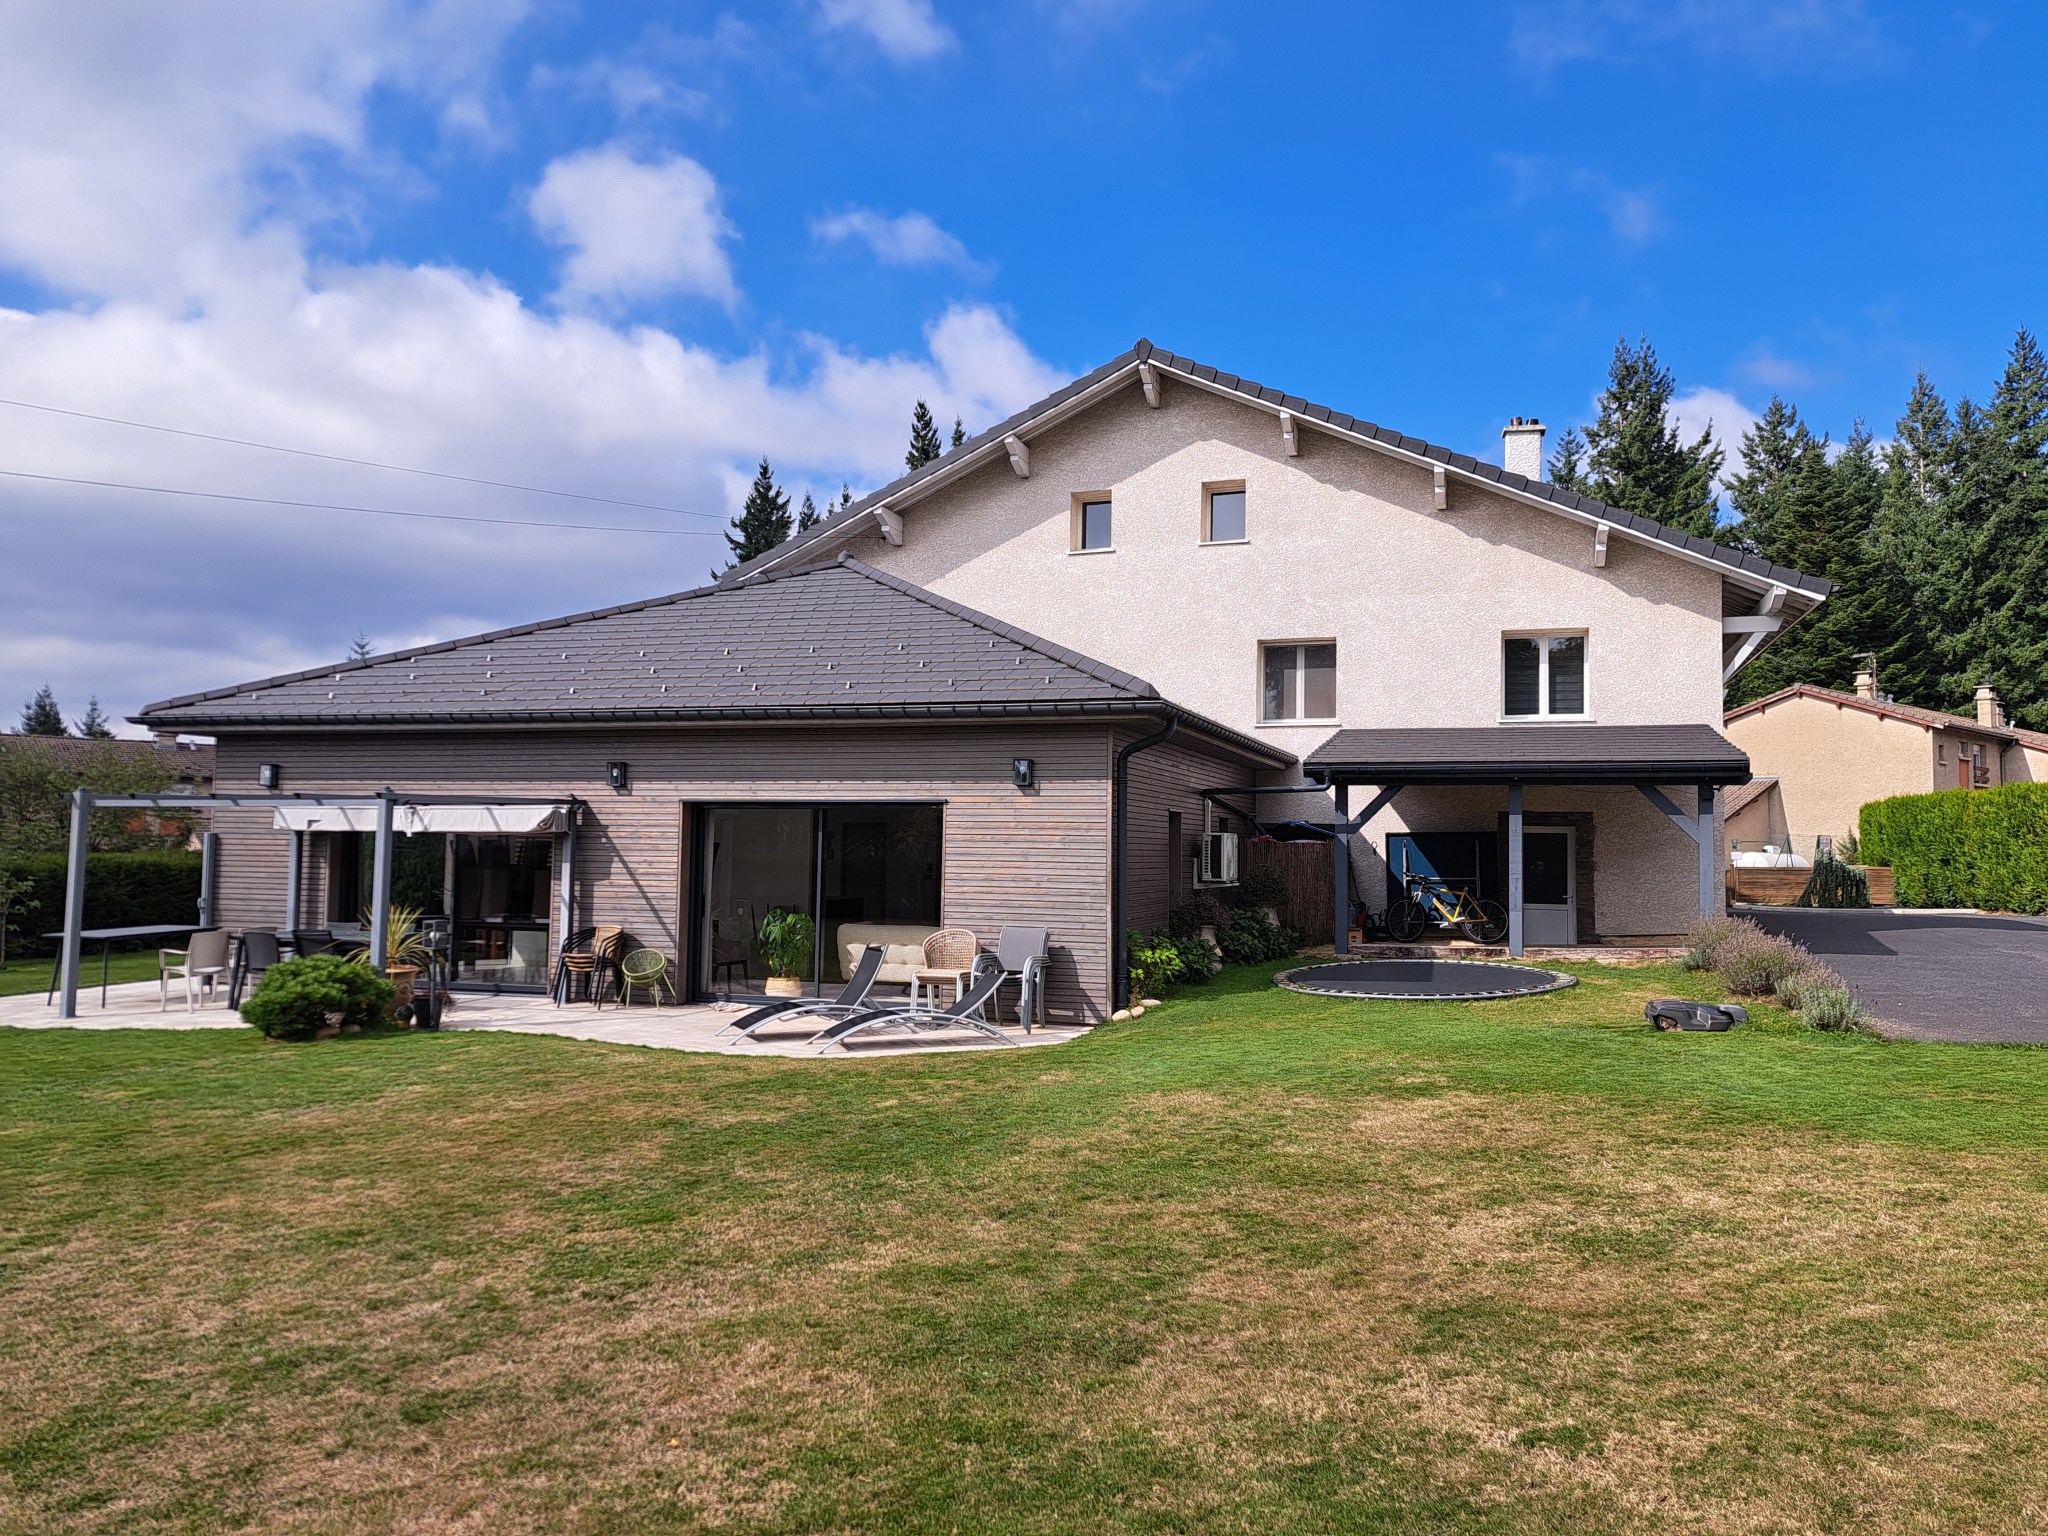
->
43;924;203;1009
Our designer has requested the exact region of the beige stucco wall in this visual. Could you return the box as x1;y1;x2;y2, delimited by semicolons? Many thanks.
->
843;378;1736;935
1723;692;2008;852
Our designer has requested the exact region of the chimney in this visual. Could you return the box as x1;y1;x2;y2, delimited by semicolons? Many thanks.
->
152;729;179;749
1853;667;1877;701
1976;682;2004;728
1501;417;1546;482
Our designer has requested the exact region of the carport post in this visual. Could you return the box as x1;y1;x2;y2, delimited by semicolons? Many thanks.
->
1507;783;1524;958
1699;784;1717;918
56;789;90;1021
1332;783;1350;955
284;830;303;933
369;791;394;970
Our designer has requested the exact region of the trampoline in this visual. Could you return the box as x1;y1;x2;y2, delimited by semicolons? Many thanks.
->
1275;958;1577;1001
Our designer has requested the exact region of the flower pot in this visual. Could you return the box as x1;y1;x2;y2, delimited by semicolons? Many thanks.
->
765;976;803;998
385;965;419;1018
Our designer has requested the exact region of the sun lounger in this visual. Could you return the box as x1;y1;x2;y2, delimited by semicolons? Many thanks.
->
809;965;1016;1052
718;944;887;1039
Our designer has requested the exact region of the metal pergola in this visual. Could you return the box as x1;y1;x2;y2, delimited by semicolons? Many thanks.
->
50;788;582;1020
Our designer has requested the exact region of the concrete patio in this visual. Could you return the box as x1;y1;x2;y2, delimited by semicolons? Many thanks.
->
0;981;1091;1057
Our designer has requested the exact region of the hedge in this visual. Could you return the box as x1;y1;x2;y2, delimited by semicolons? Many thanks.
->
1860;783;2048;913
0;851;203;957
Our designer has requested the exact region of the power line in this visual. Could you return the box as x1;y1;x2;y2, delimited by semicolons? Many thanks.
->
0;467;699;535
0;395;725;522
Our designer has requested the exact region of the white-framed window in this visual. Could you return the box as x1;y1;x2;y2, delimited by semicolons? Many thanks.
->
1071;493;1113;552
1261;642;1337;723
1502;632;1588;719
1203;483;1247;543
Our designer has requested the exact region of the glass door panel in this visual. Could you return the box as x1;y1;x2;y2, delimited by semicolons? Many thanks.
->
453;834;553;988
703;808;819;997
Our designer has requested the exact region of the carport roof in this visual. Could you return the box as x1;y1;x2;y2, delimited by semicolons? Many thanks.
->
1303;725;1752;786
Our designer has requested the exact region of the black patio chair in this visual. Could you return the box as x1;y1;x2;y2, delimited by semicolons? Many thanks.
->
229;930;283;1007
291;928;338;958
971;925;1050;1032
809;965;1017;1053
718;944;887;1041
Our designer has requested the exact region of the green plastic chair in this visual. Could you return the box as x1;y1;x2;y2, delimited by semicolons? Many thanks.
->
619;948;675;1009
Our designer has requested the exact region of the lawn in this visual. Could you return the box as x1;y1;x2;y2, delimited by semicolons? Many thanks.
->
0;951;164;998
2;959;2044;1533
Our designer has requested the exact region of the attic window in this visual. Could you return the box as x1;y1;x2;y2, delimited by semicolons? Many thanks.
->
1071;495;1113;552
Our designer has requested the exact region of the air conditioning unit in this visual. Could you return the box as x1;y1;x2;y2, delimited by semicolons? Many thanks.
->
1198;831;1239;886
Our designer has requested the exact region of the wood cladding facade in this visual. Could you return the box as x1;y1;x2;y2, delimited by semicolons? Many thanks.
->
209;718;1268;1021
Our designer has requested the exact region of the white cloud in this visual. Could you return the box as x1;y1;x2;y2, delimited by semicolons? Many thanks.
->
816;0;957;62
529;145;738;308
1498;154;1666;246
1509;0;1889;73
0;8;1063;733
811;208;987;274
1670;386;1760;499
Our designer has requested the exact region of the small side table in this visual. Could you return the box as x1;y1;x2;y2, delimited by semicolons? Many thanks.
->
913;968;970;1008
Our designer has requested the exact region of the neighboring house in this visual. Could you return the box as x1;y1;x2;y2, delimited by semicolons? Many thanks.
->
135;337;1827;1009
0;732;214;847
732;339;1826;942
1723;675;2048;857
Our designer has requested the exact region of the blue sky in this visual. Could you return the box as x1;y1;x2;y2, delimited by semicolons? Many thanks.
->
1;1;2042;733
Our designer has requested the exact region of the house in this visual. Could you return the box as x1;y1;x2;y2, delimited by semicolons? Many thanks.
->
132;338;1826;1014
0;731;213;847
1722;671;2048;857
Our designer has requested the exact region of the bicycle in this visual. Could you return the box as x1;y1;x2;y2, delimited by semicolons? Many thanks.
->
1384;872;1509;944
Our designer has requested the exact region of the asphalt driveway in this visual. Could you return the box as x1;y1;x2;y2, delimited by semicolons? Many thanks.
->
1743;907;2048;1044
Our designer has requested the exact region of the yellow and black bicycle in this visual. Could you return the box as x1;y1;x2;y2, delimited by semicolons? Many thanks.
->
1385;871;1510;944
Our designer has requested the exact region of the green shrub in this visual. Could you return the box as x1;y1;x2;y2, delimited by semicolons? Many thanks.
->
1166;895;1225;939
1861;782;2048;912
0;851;202;957
1796;851;1871;908
1220;866;1290;913
240;954;395;1041
1216;907;1304;966
1713;922;1807;997
1680;914;1745;972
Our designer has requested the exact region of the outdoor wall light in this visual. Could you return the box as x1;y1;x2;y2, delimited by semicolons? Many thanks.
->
1012;758;1035;788
257;763;281;790
606;760;630;791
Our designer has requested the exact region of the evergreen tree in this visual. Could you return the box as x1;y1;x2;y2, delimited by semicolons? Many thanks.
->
906;401;943;470
1550;337;1725;538
347;631;373;662
74;697;114;739
838;482;854;513
797;491;819;532
722;457;793;571
18;685;65;736
951;416;966;449
1726;395;1816;555
1870;374;1965;708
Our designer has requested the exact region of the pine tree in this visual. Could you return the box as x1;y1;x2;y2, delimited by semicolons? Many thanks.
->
1726;396;1816;556
18;685;65;736
951;416;966;449
74;697;114;739
797;491;819;532
1550;337;1725;538
1870;374;1965;709
347;632;373;662
722;457;793;571
906;401;943;470
838;482;854;514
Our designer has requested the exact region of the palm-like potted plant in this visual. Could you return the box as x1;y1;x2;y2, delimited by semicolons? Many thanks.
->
346;904;434;1013
755;907;816;998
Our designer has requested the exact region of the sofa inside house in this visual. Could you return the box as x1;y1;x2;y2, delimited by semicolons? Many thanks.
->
835;923;943;987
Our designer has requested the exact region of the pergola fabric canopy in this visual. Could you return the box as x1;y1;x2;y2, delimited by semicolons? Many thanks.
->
1302;724;1751;786
272;803;568;834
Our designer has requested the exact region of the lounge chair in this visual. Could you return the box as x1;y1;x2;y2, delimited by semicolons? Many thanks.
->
972;926;1050;1032
809;965;1018;1052
718;944;886;1040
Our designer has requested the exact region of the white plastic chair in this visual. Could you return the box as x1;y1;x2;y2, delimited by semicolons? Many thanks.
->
161;929;231;1012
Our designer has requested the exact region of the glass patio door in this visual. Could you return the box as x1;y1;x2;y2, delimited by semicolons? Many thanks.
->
703;808;820;996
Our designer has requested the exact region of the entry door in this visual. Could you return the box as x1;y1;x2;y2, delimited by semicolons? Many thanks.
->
1522;830;1576;946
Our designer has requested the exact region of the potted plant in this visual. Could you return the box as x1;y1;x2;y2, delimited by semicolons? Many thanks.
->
755;907;816;998
346;904;434;1015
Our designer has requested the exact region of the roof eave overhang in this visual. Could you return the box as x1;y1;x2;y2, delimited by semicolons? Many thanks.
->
1303;760;1751;787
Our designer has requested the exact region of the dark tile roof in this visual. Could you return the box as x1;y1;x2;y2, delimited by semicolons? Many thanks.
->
1303;725;1751;785
725;338;1831;600
0;733;213;784
133;557;1291;764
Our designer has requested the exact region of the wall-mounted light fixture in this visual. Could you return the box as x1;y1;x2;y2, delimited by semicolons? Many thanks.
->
606;760;630;791
1012;758;1035;789
257;763;282;790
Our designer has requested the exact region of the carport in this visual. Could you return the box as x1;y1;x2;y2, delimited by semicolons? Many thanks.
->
1295;726;1752;957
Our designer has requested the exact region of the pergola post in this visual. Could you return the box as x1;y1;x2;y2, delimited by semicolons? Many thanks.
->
56;789;90;1020
198;832;219;929
556;806;577;959
285;830;304;933
369;791;395;970
1332;783;1350;955
1507;783;1524;958
1698;784;1717;918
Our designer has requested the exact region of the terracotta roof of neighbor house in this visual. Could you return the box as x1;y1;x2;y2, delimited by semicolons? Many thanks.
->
133;556;1293;764
725;337;1832;602
1722;776;1778;817
0;733;213;783
1725;684;2048;749
1302;724;1751;785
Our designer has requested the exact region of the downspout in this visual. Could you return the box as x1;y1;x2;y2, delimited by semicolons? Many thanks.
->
1112;713;1178;1011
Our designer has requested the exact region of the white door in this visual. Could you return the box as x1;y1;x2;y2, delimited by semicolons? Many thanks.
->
1521;830;1576;946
